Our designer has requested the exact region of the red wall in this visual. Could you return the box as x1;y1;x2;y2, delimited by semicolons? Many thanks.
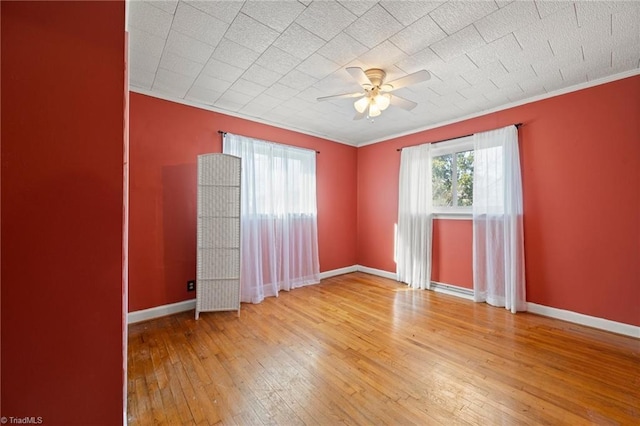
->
358;76;640;326
128;94;358;312
1;1;126;423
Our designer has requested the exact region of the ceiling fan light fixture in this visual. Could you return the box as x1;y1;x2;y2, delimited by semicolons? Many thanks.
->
374;93;391;111
354;96;369;114
368;102;381;117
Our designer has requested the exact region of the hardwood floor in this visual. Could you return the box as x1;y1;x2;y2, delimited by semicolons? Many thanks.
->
127;272;639;425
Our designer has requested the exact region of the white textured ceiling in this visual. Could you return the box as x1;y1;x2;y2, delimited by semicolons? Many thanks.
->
127;0;640;146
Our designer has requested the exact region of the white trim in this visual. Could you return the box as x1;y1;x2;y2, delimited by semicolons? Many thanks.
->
356;265;397;280
430;281;474;300
356;266;474;301
320;265;358;280
358;68;640;147
527;303;639;339
433;213;472;220
130;69;638;148
127;270;640;338
128;299;195;324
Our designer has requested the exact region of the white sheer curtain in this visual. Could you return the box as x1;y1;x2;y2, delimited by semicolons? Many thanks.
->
397;143;433;289
472;125;526;313
223;133;320;304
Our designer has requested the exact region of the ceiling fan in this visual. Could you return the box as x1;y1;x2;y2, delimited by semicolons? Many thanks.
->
317;67;431;120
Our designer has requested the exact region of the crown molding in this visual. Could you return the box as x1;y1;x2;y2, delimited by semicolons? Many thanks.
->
357;68;640;147
129;68;639;149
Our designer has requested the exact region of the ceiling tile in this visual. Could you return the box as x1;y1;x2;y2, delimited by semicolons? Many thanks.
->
612;41;640;68
251;93;284;109
499;42;554;73
338;0;377;17
474;0;539;43
194;74;233;92
262;83;300;101
147;0;178;15
172;2;228;47
216;90;254;111
428;75;472;96
396;47;444;73
128;1;173;39
389;15;447;55
153;68;194;98
575;1;638;29
241;1;305;32
211;38;260;69
491;65;537;88
273;24;325;60
238;101;274;117
514;5;577;51
467;33;522;68
129;67;156;90
296;54;341;80
317;33;368;66
183;0;242;24
297;1;357;41
460;61;508;85
381;1;444;26
129;28;166;59
429;1;498;35
165;30;215;64
531;46;583;76
561;54;611;82
279;70;318;91
345;5;404;48
185;86;222;105
429;54;478;81
130;51;162;74
256;47;301;75
242;64;283;87
431;25;486;62
458;79;497;99
357;41;408;70
159;52;204;78
229;79;267;97
202;59;244;83
225;13;279;53
535;0;572;19
128;0;640;146
612;5;640;45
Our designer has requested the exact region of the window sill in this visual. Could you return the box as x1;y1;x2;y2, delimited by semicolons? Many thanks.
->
432;212;472;220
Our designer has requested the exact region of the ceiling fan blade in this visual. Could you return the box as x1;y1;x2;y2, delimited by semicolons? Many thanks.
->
353;110;366;120
317;92;364;101
390;95;418;111
346;67;373;88
384;70;431;91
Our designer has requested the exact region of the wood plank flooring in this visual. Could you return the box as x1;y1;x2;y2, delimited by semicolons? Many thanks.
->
127;272;640;425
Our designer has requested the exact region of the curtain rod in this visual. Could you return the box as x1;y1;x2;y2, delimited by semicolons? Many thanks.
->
218;130;320;154
396;123;523;152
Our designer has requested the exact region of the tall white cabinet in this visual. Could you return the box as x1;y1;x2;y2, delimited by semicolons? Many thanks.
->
196;153;241;319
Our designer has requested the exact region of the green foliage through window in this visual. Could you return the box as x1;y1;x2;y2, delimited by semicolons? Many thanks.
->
432;150;474;209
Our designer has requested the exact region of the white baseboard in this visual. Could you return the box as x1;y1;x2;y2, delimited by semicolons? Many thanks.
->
128;299;195;324
319;265;358;280
356;265;639;338
356;265;397;280
129;266;357;324
527;303;639;339
128;268;639;338
430;281;474;300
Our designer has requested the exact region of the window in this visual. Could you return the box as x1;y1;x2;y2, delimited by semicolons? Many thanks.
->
431;136;474;214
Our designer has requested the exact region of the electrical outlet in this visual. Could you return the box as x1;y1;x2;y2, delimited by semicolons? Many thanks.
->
187;280;196;292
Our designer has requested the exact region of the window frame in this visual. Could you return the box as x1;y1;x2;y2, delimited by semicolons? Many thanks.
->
430;136;474;218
